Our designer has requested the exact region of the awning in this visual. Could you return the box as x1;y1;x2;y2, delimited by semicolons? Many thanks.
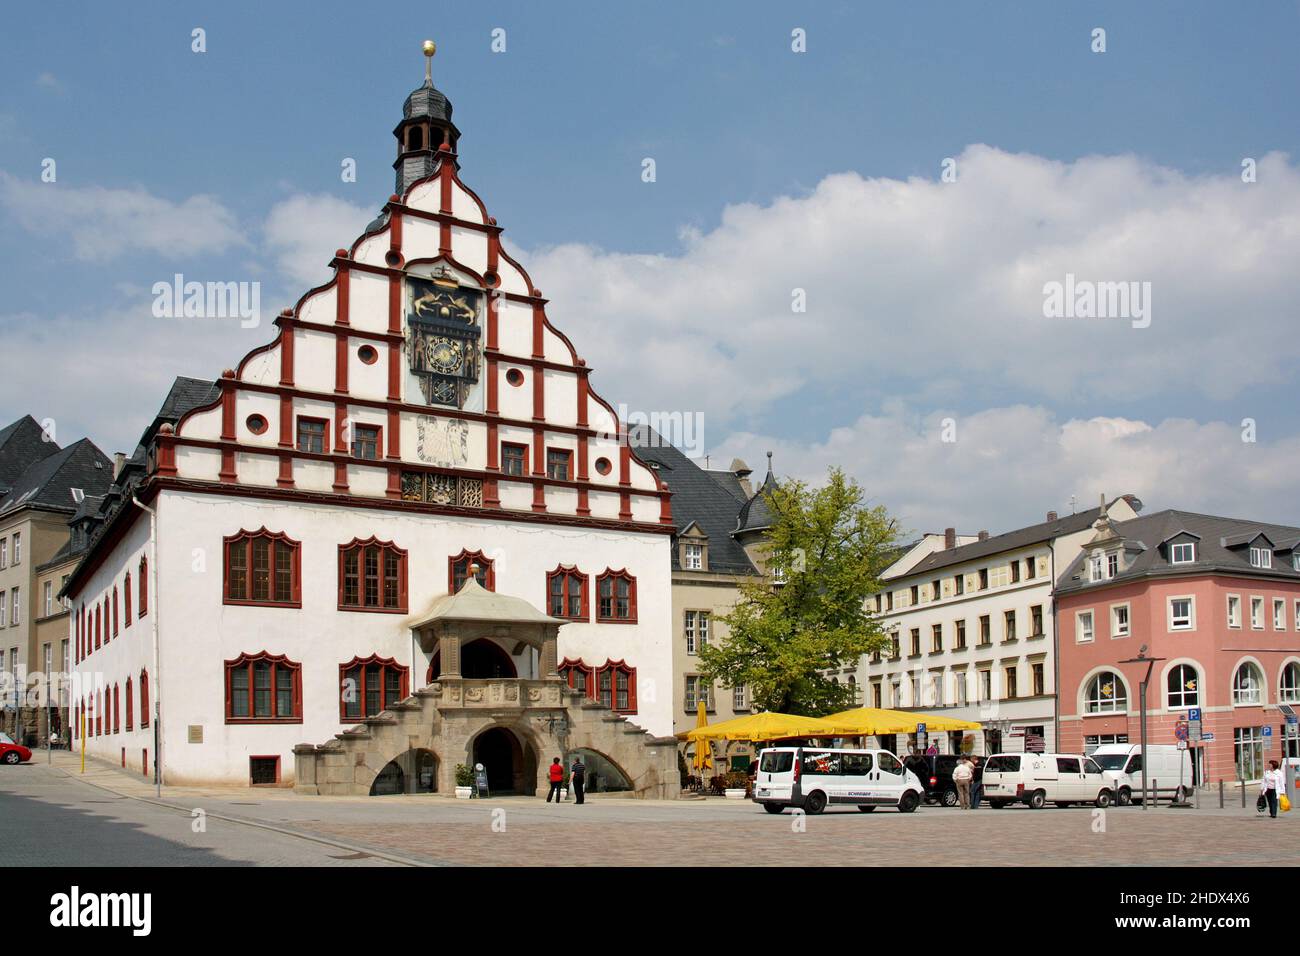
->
679;711;839;743
817;707;983;736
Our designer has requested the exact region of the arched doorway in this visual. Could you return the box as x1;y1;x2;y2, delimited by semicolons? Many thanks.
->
369;748;439;795
570;748;633;793
428;639;519;681
470;726;537;795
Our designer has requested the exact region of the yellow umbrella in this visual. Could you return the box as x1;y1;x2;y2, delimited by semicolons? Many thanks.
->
818;706;982;736
691;701;713;772
681;711;839;743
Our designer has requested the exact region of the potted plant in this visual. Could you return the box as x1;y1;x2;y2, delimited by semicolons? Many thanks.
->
454;763;474;799
723;770;749;800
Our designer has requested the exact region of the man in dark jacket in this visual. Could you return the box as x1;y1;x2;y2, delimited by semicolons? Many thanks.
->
570;756;586;804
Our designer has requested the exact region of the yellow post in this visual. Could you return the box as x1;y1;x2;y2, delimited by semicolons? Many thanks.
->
80;708;85;774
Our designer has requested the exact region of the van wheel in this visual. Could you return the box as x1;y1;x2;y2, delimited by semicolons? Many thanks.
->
988;800;1008;809
1117;788;1132;806
1028;790;1047;809
803;791;827;815
763;803;785;814
941;789;959;807
857;805;876;812
898;791;920;813
1095;790;1112;809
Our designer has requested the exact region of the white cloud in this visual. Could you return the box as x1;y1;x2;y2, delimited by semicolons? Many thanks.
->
0;171;246;261
709;405;1300;534
262;193;375;288
520;146;1300;425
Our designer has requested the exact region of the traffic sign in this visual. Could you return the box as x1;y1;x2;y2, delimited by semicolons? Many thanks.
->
1201;732;1215;741
1188;708;1201;721
1263;726;1273;737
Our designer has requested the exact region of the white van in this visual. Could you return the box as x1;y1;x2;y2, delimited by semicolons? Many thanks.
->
981;752;1112;809
1090;744;1193;805
752;747;925;814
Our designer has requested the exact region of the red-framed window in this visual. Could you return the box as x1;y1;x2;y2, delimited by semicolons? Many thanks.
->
124;574;132;628
448;549;495;593
596;569;638;623
338;538;408;612
546;447;573;481
112;587;119;637
138;556;148;618
125;677;133;731
339;655;409;721
224;528;302;607
559;658;595;699
296;416;328;454
96;690;102;736
597;660;637;713
95;605;101;649
139;670;150;728
225;652;303;723
113;684;120;734
250;755;281;786
547;566;588;620
103;598;109;642
501;442;528;477
351;423;382;461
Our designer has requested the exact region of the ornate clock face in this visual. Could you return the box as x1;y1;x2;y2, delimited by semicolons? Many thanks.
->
427;337;463;374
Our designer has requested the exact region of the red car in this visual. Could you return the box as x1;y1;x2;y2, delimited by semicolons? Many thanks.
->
0;732;32;765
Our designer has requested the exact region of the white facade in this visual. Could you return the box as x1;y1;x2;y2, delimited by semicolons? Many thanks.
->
859;501;1138;755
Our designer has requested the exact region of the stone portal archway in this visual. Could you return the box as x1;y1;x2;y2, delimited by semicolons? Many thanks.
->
470;725;537;795
369;747;439;795
428;639;518;681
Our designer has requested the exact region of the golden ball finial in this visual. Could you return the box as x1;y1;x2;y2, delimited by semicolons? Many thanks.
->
422;39;436;57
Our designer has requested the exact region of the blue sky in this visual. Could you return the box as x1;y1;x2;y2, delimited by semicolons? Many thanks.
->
3;1;1299;532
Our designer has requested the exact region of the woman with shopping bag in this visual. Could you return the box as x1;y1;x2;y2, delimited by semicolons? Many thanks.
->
1260;760;1286;818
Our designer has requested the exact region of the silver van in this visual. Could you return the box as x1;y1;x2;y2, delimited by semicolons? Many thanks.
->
753;746;925;814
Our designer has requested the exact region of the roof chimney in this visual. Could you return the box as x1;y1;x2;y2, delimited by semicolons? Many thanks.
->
978;530;989;542
112;452;126;480
944;527;957;550
1046;511;1058;522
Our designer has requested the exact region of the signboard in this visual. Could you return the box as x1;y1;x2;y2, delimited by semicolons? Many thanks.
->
1201;732;1215;741
1174;720;1189;742
1177;739;1188;750
915;723;928;752
1188;708;1201;721
1263;726;1273;737
474;765;489;798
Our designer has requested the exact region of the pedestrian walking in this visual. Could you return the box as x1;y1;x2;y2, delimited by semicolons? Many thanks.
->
546;757;565;803
970;755;983;809
1261;760;1285;818
953;755;973;809
571;756;586;804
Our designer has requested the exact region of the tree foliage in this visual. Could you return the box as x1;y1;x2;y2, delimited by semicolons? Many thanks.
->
698;468;900;717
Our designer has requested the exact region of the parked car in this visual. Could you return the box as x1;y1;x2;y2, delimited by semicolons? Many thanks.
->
1090;744;1193;805
0;732;32;765
981;752;1112;808
904;754;981;806
753;746;925;814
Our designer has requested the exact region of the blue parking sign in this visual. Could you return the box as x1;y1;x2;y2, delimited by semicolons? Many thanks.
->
1263;726;1273;737
1188;707;1201;721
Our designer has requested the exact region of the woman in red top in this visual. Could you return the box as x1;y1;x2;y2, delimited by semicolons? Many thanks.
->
546;757;565;803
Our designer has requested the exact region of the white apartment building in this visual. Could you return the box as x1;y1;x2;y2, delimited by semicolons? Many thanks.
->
859;497;1140;756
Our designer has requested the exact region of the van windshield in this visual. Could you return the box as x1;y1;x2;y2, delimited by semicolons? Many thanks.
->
1092;754;1128;771
759;752;794;774
984;755;1020;772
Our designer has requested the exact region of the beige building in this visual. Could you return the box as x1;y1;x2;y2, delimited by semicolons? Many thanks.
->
0;416;112;745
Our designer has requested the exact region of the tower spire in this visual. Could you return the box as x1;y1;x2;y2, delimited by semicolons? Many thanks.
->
393;38;460;195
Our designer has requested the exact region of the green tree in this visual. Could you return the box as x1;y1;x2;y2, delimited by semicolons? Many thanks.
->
698;467;900;716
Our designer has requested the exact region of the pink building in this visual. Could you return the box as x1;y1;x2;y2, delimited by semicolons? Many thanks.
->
1055;507;1300;783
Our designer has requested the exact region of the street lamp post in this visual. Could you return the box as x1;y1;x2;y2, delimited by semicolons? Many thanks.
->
1120;646;1166;810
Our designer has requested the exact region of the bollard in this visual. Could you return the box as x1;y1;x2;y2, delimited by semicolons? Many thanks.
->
1153;778;1158;806
1219;779;1224;809
1240;779;1246;808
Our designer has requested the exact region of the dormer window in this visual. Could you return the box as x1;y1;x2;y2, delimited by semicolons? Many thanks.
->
683;543;703;570
1293;553;1300;573
1249;546;1271;569
1106;552;1119;577
1170;542;1196;564
1089;553;1103;583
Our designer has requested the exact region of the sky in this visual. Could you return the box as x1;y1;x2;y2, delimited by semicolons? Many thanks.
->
2;1;1299;537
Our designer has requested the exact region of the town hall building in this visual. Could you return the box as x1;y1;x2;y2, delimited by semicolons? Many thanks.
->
62;43;680;797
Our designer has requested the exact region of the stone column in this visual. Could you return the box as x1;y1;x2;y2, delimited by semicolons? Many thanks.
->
539;626;558;677
439;630;462;677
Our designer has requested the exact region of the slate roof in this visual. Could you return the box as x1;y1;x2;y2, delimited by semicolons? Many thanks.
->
403;77;453;123
627;427;757;575
0;438;113;518
735;457;778;536
0;415;61;495
1056;509;1300;593
906;499;1136;577
706;469;749;503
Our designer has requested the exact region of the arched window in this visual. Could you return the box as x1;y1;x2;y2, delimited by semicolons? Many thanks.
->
1234;661;1264;705
96;690;103;736
547;565;588;620
138;555;148;617
1281;662;1300;704
224;529;301;606
125;677;133;731
407;126;424;150
124;573;132;628
596;569;637;623
559;658;595;699
225;652;303;722
448;550;494;592
112;587;119;637
1084;671;1127;713
139;670;150;728
338;538;408;612
1166;664;1199;709
95;605;101;650
597;660;637;713
113;684;120;734
339;655;408;721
